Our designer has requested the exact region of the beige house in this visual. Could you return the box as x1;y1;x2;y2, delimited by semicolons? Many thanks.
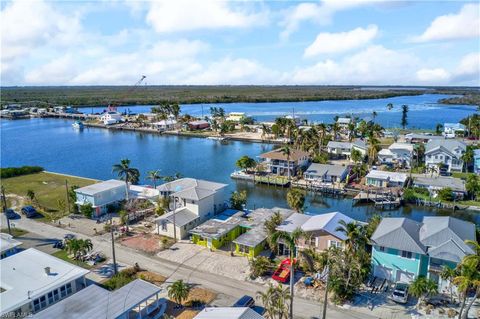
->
276;212;359;255
259;148;310;177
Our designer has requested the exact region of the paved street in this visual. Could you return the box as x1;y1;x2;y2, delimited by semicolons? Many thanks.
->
1;217;380;319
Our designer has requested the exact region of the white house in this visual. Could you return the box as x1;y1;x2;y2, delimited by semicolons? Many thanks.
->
100;111;123;125
336;117;352;129
304;163;349;184
327;139;367;159
0;248;89;317
378;143;414;168
365;170;408;188
152;119;177;131
226;112;245;122
0;233;22;259
413;176;467;199
425;139;466;173
443;123;466;138
259;148;310;177
155;178;228;240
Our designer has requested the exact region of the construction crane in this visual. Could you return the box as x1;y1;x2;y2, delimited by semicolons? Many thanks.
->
107;75;146;112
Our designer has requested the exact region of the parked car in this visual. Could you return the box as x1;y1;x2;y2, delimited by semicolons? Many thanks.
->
21;206;37;218
233;295;255;308
53;240;64;249
5;209;20;220
390;282;409;304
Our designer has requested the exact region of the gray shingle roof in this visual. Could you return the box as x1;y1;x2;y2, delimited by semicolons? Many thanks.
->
413;176;466;193
327;141;352;149
305;163;348;178
371;218;426;254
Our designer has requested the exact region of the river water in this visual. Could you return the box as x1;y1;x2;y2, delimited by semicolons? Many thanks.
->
81;94;477;130
1;95;479;224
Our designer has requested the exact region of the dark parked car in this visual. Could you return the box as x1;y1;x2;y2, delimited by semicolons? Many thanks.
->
21;206;37;218
53;240;64;249
5;209;20;220
233;295;255;308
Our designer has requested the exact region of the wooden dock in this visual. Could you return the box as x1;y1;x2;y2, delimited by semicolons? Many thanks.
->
353;191;401;209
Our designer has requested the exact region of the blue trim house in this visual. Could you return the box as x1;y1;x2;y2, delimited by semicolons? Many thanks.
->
474;149;480;174
371;216;475;291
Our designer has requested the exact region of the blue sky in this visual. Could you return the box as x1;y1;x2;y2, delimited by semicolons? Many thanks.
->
1;0;479;86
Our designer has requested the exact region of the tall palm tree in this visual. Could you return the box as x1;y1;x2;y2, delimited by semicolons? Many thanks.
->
454;260;480;319
410;276;438;308
112;159;140;200
372;111;377;122
367;134;380;165
280;145;292;182
271;228;304;319
147;170;161;188
256;283;291;319
335;220;366;253
440;266;457;304
316;123;327;153
167;279;191;307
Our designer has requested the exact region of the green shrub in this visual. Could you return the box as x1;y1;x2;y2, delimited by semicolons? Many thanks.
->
0;166;44;178
103;267;138;290
438;188;454;201
249;256;274;278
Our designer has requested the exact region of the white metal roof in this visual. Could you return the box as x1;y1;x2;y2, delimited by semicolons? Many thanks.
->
0;248;89;315
276;213;311;233
0;233;22;255
74;179;124;196
389;142;414;152
366;170;408;183
194;307;264;319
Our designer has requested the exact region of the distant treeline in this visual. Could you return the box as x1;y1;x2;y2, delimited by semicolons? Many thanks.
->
1;166;44;178
439;94;480;106
0;85;430;107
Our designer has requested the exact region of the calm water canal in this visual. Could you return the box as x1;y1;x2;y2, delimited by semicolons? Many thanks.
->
1;117;479;224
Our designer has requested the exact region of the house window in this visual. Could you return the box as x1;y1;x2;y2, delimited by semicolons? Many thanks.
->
309;237;316;247
328;240;342;249
60;285;67;298
53;289;59;301
378;246;385;252
400;250;413;259
47;291;54;304
66;283;72;295
33;296;47;312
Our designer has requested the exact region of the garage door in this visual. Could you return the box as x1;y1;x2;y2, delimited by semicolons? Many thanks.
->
374;265;392;280
396;270;415;283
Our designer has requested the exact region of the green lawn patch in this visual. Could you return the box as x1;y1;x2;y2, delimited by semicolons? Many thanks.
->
51;250;92;269
2;172;96;214
451;172;471;179
458;200;480;207
1;227;28;237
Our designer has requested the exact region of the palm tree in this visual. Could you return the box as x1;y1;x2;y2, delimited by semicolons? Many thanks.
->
316;123;327;153
410;276;438;308
147;170;161;188
386;103;393;111
280;145;292;182
112;159;140;200
372;111;377;122
271;228;304;319
286;188;305;213
440;266;458;304
256;283;291;319
367;134;380;165
454;260;480;319
401;104;409;129
168;279;191;307
335;220;366;253
264;212;283;253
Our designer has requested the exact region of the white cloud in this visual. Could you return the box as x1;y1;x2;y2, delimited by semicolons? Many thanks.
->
416;68;450;83
146;0;267;33
453;52;480;84
304;25;378;57
412;3;480;42
292;45;420;85
280;0;378;40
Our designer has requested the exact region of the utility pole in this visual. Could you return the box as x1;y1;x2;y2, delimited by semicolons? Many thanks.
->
65;180;71;214
322;261;330;319
1;186;12;235
172;194;177;243
110;217;118;275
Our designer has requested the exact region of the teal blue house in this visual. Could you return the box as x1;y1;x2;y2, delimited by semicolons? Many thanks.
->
371;216;475;291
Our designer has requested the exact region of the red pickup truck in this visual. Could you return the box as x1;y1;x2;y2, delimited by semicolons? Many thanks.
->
272;258;296;283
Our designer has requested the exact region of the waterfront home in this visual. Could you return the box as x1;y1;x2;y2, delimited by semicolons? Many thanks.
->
474;149;480;174
155;178;228;240
413;175;467;199
75;180;126;217
226;112;245;122
304;163;349;184
191;207;294;258
0;248;89;317
371;216;475;291
377;143;414;168
425;139;466;173
259;148;310;177
187;119;210;130
100;111;122;125
276;212;358;255
405;133;444;144
443;123;466;138
32;279;165;319
336;117;352;129
285;114;302;125
365;170;408;188
326;139;367;159
0;233;22;259
152;119;177;131
194;307;264;319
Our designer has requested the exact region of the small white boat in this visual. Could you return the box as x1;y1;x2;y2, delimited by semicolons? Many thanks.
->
207;136;227;141
72;120;84;129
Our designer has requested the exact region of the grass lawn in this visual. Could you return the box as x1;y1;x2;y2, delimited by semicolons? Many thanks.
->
451;172;472;179
2;172;96;213
458;200;480;207
51;250;92;269
1;227;28;237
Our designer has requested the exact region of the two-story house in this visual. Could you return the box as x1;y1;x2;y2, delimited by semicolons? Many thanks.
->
276;212;359;255
259;149;310;177
100;111;123;125
425;139;466;172
377;143;414;168
443;123;466;138
371;216;475;291
365;170;408;188
155;178;228;240
327;140;367;159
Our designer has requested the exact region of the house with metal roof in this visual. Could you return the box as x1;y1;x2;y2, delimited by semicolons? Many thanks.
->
0;233;22;259
194;307;264;319
32;279;165;319
378;143;414;168
155;178;228;240
0;248;89;317
425;139;466;172
259;148;310;177
326;139;367;159
304;163;349;184
405;133;444;144
365;170;408;188
443;123;466;138
413;175;467;199
370;216;475;290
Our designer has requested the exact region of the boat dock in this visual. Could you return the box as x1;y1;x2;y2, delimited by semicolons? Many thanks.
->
353;191;401;210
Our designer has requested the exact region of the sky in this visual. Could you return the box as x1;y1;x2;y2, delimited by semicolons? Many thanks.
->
1;0;479;86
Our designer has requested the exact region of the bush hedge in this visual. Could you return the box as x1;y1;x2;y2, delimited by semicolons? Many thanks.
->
0;166;44;178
